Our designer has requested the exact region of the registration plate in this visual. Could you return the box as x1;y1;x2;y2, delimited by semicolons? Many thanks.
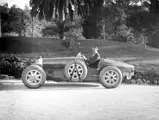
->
126;72;134;80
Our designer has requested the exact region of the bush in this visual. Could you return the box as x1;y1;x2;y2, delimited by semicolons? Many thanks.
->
123;70;159;85
0;54;32;79
61;28;81;50
61;39;71;49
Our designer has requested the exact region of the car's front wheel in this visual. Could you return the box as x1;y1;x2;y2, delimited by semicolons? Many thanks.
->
21;65;46;89
99;66;122;89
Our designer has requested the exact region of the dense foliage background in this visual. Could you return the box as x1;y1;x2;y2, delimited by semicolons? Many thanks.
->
1;0;159;47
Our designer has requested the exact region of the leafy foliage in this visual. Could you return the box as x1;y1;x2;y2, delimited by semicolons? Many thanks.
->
81;1;129;39
60;27;82;51
30;0;104;21
82;5;102;39
41;20;70;39
1;4;30;36
0;54;32;78
126;5;159;47
30;0;105;40
123;70;159;85
41;13;82;37
0;4;49;37
1;4;11;34
127;11;157;33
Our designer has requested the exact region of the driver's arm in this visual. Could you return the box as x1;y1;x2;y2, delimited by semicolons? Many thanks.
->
87;53;100;64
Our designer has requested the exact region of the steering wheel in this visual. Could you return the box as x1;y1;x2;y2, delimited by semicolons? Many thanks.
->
82;54;87;61
76;52;82;57
76;52;87;61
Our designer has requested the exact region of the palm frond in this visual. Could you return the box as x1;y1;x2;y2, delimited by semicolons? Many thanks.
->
30;0;105;21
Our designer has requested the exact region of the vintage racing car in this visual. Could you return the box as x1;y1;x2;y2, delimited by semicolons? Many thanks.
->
21;52;134;89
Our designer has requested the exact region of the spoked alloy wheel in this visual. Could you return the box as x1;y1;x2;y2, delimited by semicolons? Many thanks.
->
68;64;83;80
22;65;46;89
25;70;42;85
104;70;119;85
64;60;88;82
99;66;122;89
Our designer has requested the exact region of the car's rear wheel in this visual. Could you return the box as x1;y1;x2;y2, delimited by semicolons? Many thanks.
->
21;65;46;89
99;66;122;89
64;60;88;82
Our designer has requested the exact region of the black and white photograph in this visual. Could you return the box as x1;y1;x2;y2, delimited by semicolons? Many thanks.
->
0;0;159;120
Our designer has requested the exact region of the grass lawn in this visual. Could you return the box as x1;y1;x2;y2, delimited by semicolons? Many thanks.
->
1;37;159;71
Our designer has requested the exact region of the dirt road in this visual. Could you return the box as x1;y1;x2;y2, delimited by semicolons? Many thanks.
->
0;82;159;120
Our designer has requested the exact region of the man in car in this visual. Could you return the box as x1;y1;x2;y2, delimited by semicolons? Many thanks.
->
85;47;101;68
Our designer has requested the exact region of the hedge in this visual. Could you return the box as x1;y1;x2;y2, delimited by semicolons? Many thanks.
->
0;54;32;79
122;70;159;85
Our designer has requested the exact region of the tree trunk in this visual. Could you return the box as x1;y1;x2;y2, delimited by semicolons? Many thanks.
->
150;0;159;10
143;36;147;49
58;8;65;40
103;22;106;41
59;30;64;40
32;16;34;37
0;13;1;37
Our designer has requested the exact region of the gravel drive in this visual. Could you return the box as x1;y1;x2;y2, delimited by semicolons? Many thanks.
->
0;82;159;120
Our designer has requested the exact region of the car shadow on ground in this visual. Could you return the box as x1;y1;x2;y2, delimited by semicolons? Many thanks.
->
0;82;102;91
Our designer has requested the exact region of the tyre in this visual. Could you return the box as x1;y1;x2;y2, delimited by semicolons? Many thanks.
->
99;66;122;89
64;60;88;82
21;65;46;89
